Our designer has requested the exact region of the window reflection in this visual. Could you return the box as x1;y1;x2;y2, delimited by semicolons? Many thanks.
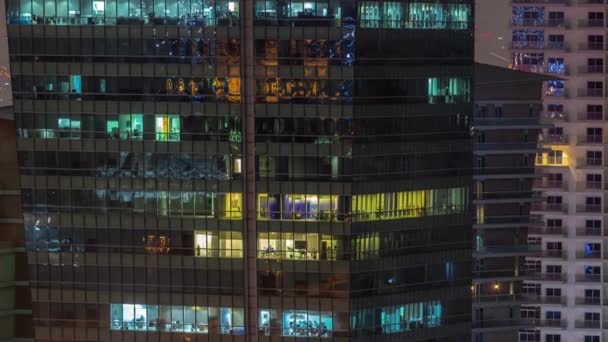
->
258;232;338;260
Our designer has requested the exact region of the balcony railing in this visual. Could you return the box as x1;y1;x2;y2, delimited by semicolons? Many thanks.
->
532;179;566;190
577;112;604;121
575;250;602;259
578;0;605;4
476;142;540;151
540;134;569;144
578;88;604;97
474;216;530;226
576;158;604;168
473;294;563;304
531;203;568;212
541;111;568;123
575;273;601;282
578;19;605;27
473;117;541;126
579;42;604;51
575;227;602;236
475;245;539;256
528;225;567;236
512;42;567;50
473;319;566;329
574;320;601;329
576;181;603;191
578;65;604;74
538;319;567;328
528;272;567;282
577;135;604;145
576;204;603;213
575;297;601;305
475;190;535;201
538;250;566;259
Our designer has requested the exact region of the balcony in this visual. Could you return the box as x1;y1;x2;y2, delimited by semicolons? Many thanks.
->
540;134;569;145
538;319;567;329
575;158;604;169
533;179;566;190
576;112;604;121
575;227;602;236
578;88;604;97
576;204;604;213
575;297;601;305
537;250;567;259
541;111;568;123
544;88;568;98
528;225;567;236
578;42;605;51
474;245;540;257
530;202;568;213
575;250;602;259
475;142;541;153
473;215;530;228
575;273;602;282
475;166;536;177
578;65;604;74
512;42;568;51
528;272;567;282
473;294;566;305
574;320;601;329
576;135;604;145
475;190;535;202
576;181;603;192
473;117;542;127
578;18;605;28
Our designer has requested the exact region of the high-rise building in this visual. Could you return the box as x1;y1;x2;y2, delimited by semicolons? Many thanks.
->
5;1;474;340
471;63;551;342
0;2;33;339
507;1;608;341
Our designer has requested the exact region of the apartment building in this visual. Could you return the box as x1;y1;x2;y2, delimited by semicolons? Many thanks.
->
509;0;608;341
5;0;474;340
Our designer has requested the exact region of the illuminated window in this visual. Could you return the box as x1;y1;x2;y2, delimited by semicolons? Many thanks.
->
258;232;338;260
428;77;471;104
155;115;180;141
57;116;81;139
194;231;243;258
110;303;244;334
221;192;242;219
107;114;143;140
257;194;338;221
282;310;332;337
380;301;442;333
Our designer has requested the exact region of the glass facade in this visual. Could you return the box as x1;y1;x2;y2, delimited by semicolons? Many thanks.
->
7;0;473;339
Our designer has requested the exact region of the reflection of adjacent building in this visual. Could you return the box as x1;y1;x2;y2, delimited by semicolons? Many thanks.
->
0;108;32;337
6;0;474;340
471;64;551;342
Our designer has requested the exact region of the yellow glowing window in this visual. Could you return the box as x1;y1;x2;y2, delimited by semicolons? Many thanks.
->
194;231;242;258
222;193;242;219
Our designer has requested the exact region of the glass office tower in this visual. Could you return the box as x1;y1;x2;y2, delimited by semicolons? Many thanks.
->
5;0;473;340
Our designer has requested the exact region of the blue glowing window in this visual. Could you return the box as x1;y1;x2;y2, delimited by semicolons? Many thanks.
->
547;58;565;73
